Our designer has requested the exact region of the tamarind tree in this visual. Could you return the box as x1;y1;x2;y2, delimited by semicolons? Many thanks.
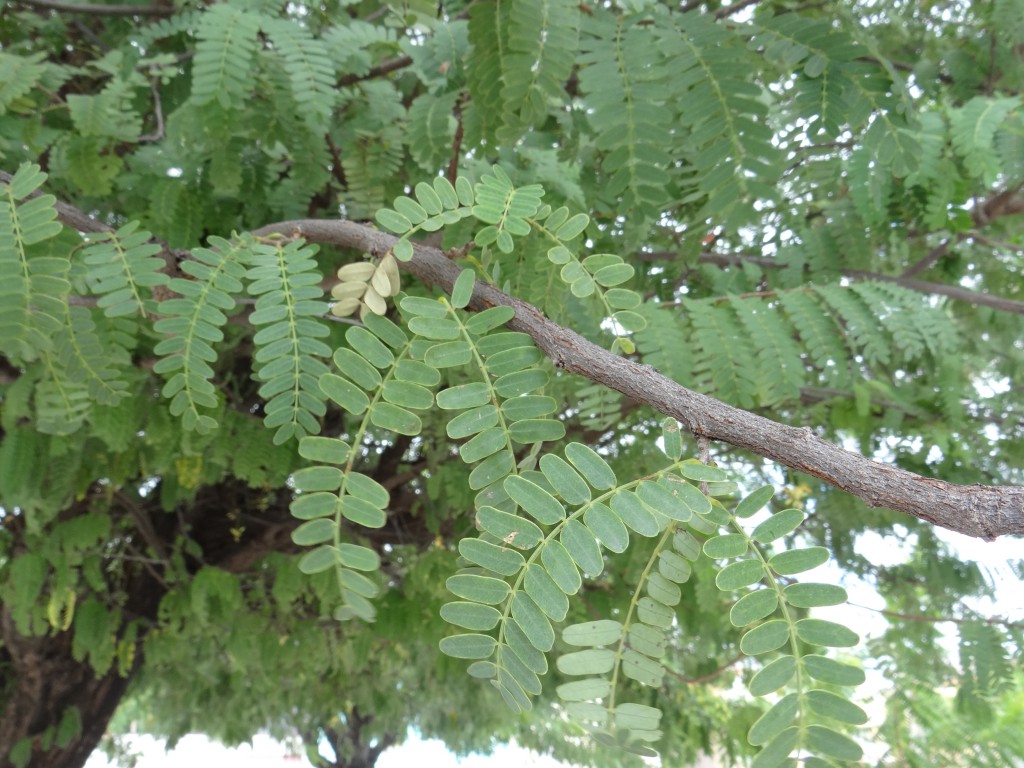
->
1;0;1022;766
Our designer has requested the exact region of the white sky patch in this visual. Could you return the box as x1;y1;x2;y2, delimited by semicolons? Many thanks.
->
87;733;587;768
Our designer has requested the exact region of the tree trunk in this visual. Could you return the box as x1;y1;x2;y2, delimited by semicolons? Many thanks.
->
319;710;396;768
0;479;302;768
0;611;139;768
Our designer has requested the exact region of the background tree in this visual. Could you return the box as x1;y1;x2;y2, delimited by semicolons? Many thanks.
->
1;0;1022;767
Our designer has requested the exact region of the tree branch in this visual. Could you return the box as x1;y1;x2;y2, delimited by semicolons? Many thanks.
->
0;169;186;277
8;170;1021;541
842;268;1024;315
901;183;1024;278
713;0;763;19
13;0;176;16
252;219;1024;541
337;56;413;87
0;168;113;234
669;250;1024;316
848;603;1024;630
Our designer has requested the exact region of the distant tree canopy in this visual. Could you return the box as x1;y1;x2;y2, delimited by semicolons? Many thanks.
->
1;0;1023;767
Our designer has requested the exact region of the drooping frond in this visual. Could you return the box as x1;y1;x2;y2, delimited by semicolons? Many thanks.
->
81;222;169;318
53;306;130;408
245;238;331;445
729;296;805;406
710;484;867;766
190;4;263;109
577;9;673;237
778;290;850;388
67;77;142;143
660;13;782;227
465;0;510;144
950;96;1021;186
337;83;407;221
814;284;893;368
751;14;919;176
406;91;459;174
0;164;65;361
498;0;579;142
686;299;760;409
153;236;249;434
262;19;337;134
404;20;468;90
0;51;49;116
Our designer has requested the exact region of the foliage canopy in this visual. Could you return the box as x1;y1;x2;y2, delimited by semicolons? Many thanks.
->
1;0;1023;767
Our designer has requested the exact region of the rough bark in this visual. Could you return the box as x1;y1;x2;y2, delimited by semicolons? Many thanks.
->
0;609;142;768
252;219;1024;540
316;709;396;768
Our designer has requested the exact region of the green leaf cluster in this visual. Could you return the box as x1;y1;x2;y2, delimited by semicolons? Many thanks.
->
2;4;1023;767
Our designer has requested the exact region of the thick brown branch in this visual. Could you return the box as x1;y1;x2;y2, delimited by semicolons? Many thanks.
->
252;219;1024;541
1;170;113;235
1;169;184;276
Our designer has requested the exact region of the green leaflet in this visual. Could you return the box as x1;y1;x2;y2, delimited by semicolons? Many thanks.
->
191;4;261;109
154;236;249;434
82;221;168;318
692;490;867;764
534;204;644;345
376;176;474;261
577;9;674;238
287;310;429;621
246;238;330;445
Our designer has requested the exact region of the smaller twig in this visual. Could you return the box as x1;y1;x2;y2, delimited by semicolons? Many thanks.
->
697;434;711;494
321;313;365;326
899;237;953;279
138;77;165;143
324;132;348;190
381;464;427;491
114;488;169;563
903;183;1024;278
361;5;390;22
72;18;110;52
15;0;176;16
444;240;475;261
985;30;998;95
338;56;414;87
713;0;763;19
848;602;1024;630
661;651;746;685
121;530;170;590
446;93;466;184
